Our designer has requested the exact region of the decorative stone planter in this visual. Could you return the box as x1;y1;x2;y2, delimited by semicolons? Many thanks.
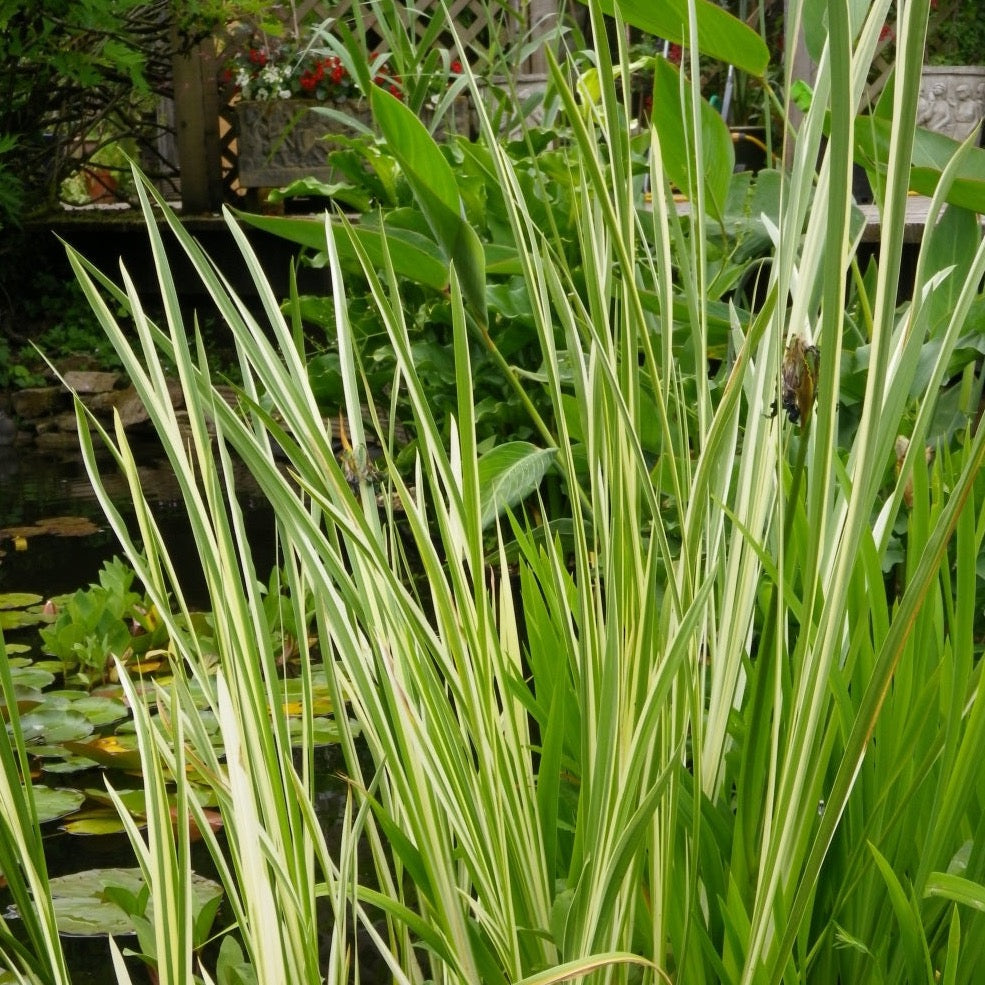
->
236;95;476;189
235;98;372;188
917;65;985;142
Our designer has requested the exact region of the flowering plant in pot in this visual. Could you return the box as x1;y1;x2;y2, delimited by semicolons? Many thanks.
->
226;27;467;188
225;37;407;103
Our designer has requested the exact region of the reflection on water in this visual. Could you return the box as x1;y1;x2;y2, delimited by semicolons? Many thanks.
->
0;438;276;603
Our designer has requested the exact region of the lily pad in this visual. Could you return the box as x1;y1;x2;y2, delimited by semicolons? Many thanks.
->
72;696;129;727
62;734;142;771
0;687;44;721
8;866;223;937
0;609;44;631
9;667;56;691
17;710;94;747
287;715;343;747
41;755;100;774
0;517;101;540
32;786;85;824
59;812;128;837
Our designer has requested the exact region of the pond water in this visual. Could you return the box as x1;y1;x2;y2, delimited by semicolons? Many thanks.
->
1;439;379;982
0;436;276;603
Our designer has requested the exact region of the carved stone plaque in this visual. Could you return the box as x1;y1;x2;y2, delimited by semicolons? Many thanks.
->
235;99;371;187
917;65;985;143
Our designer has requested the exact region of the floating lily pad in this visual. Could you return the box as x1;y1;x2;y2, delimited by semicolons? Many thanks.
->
59;812;128;837
9;667;56;691
84;787;147;815
287;715;343;747
0;517;101;540
41;755;100;774
0;687;44;721
8;866;223;937
72;696;129;727
63;734;142;771
30;660;70;676
25;693;72;714
32;786;85;824
0;609;43;631
17;709;94;747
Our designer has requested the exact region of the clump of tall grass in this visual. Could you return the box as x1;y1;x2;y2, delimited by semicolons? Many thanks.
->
4;0;985;982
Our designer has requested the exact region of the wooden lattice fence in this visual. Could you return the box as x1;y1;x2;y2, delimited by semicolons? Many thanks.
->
173;0;560;212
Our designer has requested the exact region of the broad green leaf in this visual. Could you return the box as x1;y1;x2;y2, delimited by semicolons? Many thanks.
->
17;710;94;746
60;814;127;836
370;86;488;325
855;114;985;213
234;210;450;291
477;442;556;529
795;83;985;214
649;57;734;222
9;667;55;691
602;0;769;76
72;695;129;727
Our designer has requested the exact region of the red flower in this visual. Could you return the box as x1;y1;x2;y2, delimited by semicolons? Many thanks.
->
879;23;894;43
667;44;682;66
299;71;317;92
451;59;463;74
247;47;267;67
331;64;345;83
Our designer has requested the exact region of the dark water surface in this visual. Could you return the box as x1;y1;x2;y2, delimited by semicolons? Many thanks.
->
0;436;276;602
1;439;384;982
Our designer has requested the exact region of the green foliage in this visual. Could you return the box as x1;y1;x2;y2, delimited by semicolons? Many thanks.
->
926;0;985;65
11;1;985;983
39;557;166;683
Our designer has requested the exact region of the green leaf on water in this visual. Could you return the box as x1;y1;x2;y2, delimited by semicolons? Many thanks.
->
60;814;128;837
0;593;43;610
0;609;44;631
32;786;86;824
9;667;56;691
287;715;343;747
6;867;223;937
72;696;129;727
17;710;94;746
41;755;100;774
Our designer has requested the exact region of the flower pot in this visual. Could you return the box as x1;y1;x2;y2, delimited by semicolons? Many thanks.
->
235;98;373;188
917;65;985;143
731;126;770;174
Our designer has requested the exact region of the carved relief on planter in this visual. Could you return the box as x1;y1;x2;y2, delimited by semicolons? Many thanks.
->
917;66;985;143
235;99;371;188
235;97;476;189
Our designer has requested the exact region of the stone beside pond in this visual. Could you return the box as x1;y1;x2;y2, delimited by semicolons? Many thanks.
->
0;360;217;452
